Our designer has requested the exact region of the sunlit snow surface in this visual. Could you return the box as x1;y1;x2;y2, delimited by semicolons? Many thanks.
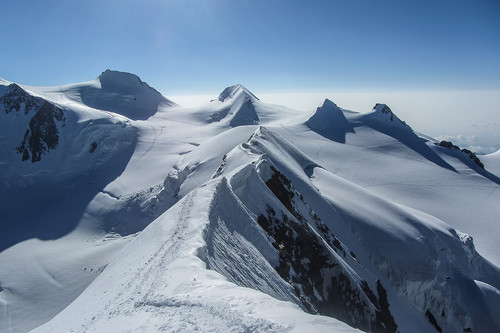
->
1;71;499;332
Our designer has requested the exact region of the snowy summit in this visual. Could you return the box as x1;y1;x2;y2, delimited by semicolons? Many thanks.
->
1;71;499;333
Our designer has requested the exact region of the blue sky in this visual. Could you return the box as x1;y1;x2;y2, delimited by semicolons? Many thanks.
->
1;0;499;151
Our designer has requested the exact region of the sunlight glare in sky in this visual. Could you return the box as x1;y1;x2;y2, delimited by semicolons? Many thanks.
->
0;0;499;152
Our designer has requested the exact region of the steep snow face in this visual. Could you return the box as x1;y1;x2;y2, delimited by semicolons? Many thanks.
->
481;149;500;177
0;79;141;333
306;99;355;143
209;84;260;126
0;81;137;252
310;166;500;333
200;127;500;333
32;183;361;333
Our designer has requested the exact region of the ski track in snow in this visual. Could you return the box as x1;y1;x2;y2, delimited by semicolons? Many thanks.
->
74;193;196;333
128;120;164;166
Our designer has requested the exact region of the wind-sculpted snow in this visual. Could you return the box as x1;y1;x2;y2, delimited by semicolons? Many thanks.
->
1;72;500;332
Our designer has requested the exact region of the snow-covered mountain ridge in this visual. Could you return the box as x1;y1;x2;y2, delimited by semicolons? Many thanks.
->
1;71;499;333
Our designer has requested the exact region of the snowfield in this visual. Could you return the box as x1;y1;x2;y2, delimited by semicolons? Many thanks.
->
1;71;499;333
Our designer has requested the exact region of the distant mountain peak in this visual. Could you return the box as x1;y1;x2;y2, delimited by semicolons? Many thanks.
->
305;99;354;143
208;84;259;127
372;103;398;122
320;98;341;109
98;69;140;80
3;73;500;333
367;103;411;129
97;69;161;95
307;99;346;126
217;84;259;102
67;70;177;120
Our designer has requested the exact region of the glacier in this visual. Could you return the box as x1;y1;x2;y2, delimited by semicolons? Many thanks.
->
1;70;499;333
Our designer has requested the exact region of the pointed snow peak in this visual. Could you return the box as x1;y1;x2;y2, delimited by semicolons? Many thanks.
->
209;84;259;127
305;99;353;143
320;98;340;110
308;99;346;125
217;84;259;102
314;99;345;117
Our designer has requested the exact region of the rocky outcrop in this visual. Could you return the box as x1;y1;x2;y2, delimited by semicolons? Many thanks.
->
439;140;484;169
1;84;65;162
258;165;397;332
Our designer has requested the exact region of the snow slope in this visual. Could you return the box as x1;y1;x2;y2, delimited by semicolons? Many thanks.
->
27;69;177;120
31;182;360;333
482;149;500;177
1;72;499;333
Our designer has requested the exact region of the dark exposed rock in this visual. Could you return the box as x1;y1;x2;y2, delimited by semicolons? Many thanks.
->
259;166;397;332
425;309;443;333
266;166;294;213
374;103;394;121
212;154;227;179
90;142;98;153
361;280;379;308
1;84;38;114
267;166;349;257
375;280;398;333
439;140;457;149
16;101;65;162
439;140;484;169
1;84;67;162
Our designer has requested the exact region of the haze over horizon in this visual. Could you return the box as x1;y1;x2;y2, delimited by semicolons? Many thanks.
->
1;0;499;152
